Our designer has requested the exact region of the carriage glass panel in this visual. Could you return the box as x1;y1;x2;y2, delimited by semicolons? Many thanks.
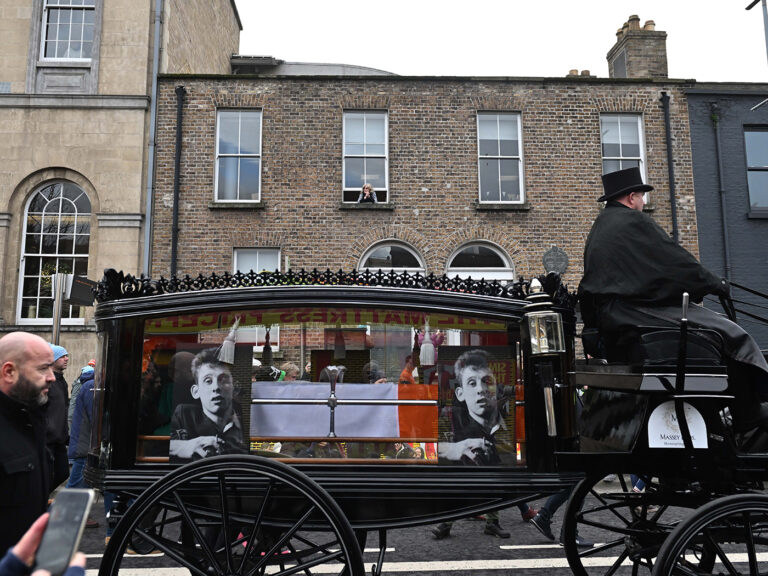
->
136;305;525;466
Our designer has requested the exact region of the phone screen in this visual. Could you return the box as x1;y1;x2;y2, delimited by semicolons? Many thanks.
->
35;489;95;576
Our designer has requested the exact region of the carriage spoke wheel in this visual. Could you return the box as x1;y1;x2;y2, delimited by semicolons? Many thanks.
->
652;493;768;576
99;455;364;576
562;473;699;576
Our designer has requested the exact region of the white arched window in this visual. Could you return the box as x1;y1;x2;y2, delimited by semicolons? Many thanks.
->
446;243;514;283
18;181;91;323
359;242;425;274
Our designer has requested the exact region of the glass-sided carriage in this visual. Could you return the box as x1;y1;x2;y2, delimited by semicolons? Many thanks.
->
85;269;768;576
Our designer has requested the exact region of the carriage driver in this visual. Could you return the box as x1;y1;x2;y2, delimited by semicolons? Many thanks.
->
578;167;768;431
169;348;246;462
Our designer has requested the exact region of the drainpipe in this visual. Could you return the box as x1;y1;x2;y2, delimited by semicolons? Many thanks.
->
710;103;732;279
171;85;186;277
660;92;679;243
142;0;164;276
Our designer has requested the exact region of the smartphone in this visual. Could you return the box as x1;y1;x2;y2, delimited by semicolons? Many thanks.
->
34;489;95;576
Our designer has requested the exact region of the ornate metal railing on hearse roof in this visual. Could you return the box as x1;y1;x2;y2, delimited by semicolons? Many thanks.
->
95;267;577;309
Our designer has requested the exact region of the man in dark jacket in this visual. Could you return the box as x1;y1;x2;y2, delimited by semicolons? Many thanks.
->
0;332;55;553
47;344;70;490
66;365;94;489
579;167;768;423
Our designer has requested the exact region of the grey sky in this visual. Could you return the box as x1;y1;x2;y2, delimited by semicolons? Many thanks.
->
234;0;768;82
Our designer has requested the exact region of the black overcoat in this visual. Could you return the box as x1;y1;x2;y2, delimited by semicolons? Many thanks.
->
579;201;768;375
0;390;50;553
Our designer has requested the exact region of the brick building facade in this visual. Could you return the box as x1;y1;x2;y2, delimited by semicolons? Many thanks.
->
150;73;699;293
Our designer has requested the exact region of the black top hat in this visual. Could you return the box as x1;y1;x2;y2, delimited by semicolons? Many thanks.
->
598;167;654;202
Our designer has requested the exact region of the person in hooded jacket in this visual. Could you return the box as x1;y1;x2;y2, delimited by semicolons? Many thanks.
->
47;344;70;490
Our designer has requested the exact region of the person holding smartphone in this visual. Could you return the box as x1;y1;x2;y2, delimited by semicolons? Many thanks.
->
0;513;86;576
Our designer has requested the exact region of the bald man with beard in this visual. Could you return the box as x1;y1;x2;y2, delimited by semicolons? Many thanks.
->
0;332;56;553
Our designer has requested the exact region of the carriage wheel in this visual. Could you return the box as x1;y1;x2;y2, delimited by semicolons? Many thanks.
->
562;473;697;576
99;455;364;576
652;493;768;576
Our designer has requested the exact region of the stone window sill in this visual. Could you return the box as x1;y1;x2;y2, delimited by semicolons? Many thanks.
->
748;209;768;219
474;201;531;212
208;201;266;210
338;203;395;211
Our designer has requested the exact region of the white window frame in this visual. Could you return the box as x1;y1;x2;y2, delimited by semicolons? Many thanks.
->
234;248;280;351
215;109;263;202
358;242;425;275
17;181;90;325
600;113;647;177
446;242;515;283
477;112;525;204
342;111;389;203
40;0;96;62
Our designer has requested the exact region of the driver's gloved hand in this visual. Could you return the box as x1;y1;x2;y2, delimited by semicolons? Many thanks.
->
716;277;731;298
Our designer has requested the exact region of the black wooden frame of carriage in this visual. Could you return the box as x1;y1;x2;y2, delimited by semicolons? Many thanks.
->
84;268;763;535
85;269;587;530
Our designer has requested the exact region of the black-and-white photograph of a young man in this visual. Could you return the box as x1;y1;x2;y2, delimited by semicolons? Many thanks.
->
437;349;514;466
169;348;245;463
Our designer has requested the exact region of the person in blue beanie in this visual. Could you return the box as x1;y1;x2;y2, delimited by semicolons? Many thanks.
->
46;344;70;490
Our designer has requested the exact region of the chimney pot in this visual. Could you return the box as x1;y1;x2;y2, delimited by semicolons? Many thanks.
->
643;20;656;31
616;27;624;39
580;70;591;76
568;69;579;76
628;14;641;29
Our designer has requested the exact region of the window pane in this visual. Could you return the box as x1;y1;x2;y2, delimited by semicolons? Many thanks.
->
478;115;499;156
345;115;364;150
76;220;90;234
23;278;39;297
345;158;364;188
29;195;46;214
74;234;89;254
21;299;37;318
259;250;279;272
366;144;385;156
620;159;640;170
38;298;53;318
25;234;41;253
748;171;768;208
58;235;74;253
42;235;57;254
498;116;518;156
366;115;386;145
217;157;238;200
479;159;500;202
363;158;385;189
620;118;640;157
240;113;261;155
218;112;240;155
235;250;259;273
451;246;506;268
364;245;420;269
74;258;88;275
24;257;41;275
26;214;42;233
603;159;621;174
58;259;73;274
746;130;768;167
499;160;520;202
238;158;260;200
601;116;620;157
73;193;91;213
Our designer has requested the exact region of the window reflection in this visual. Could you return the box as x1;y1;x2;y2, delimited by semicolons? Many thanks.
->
136;305;524;467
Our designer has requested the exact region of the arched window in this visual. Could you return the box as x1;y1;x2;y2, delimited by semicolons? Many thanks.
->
18;182;91;323
446;243;514;283
359;242;425;274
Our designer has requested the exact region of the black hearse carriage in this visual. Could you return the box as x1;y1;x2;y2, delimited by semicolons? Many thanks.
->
86;269;768;576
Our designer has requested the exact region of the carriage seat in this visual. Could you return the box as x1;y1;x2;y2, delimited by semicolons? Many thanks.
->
585;326;726;372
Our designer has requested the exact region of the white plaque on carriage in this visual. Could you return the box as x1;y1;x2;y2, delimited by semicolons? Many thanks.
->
647;400;708;449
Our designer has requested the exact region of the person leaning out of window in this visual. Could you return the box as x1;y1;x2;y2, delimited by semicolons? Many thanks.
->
357;183;377;204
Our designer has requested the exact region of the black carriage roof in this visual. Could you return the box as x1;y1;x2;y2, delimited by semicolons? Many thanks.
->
94;268;574;322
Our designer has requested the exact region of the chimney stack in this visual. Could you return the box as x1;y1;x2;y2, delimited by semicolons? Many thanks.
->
607;15;668;79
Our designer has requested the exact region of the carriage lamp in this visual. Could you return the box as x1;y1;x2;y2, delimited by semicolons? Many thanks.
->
525;311;565;355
